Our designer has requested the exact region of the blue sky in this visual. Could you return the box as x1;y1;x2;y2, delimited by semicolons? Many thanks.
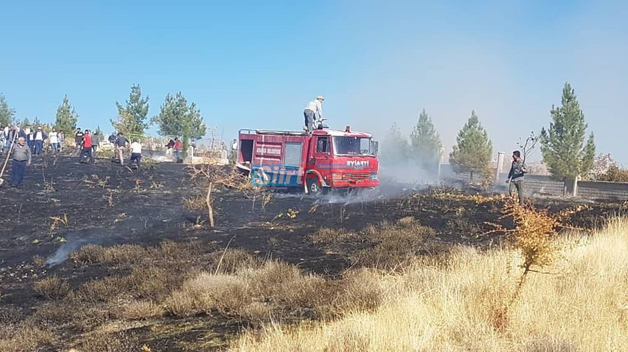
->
1;0;627;164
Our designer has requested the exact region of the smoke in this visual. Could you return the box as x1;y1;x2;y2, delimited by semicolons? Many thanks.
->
45;233;91;267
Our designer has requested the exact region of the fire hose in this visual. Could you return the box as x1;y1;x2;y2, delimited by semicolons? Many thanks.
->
0;132;18;187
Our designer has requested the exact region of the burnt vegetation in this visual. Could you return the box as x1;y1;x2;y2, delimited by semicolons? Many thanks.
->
0;156;619;351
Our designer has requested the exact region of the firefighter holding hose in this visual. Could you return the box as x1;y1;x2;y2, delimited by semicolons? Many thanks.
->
303;96;324;133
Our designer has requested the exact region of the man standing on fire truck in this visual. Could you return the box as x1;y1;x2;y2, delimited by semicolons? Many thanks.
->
303;96;324;133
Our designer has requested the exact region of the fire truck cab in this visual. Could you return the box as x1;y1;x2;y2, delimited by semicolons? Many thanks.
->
236;126;379;194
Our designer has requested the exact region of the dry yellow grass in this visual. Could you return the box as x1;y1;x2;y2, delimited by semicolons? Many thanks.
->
228;218;628;352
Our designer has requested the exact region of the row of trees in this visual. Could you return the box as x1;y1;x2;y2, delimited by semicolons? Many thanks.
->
381;82;601;184
1;85;207;150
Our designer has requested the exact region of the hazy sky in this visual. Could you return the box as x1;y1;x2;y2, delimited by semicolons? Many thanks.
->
1;0;627;164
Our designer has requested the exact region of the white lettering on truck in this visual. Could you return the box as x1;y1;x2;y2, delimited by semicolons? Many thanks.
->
256;147;282;155
346;160;369;167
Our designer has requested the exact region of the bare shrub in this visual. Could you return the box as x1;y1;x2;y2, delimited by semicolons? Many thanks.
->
246;261;324;311
34;302;111;330
71;243;146;266
115;300;164;320
525;336;578;352
33;276;70;300
351;220;436;270
209;248;263;274
0;322;57;352
310;227;356;244
129;265;187;301
485;200;590;331
77;275;139;303
78;331;138;352
334;269;383;314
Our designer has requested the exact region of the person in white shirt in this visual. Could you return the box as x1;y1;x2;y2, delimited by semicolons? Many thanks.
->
34;127;47;155
49;128;59;155
303;96;324;133
129;140;142;169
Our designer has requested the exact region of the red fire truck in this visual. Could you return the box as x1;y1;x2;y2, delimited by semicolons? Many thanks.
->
236;125;379;194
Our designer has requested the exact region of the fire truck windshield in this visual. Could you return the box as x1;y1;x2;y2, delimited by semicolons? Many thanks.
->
333;136;375;156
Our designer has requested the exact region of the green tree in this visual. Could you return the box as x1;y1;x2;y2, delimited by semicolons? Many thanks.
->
381;122;409;166
33;116;41;126
95;125;103;137
410;109;443;173
449;111;493;180
541;82;595;186
54;95;79;134
0;94;15;126
152;92;207;153
112;84;150;137
21;117;31;127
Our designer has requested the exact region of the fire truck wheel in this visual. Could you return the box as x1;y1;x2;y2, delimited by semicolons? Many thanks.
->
306;178;322;196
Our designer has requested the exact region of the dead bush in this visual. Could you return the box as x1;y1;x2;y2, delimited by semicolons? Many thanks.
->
77;331;138;352
0;307;25;326
34;276;70;300
209;248;263;274
310;228;356;244
163;289;197;317
246;261;324;310
0;322;57;352
351;221;436;270
130;265;187;301
525;336;578;352
34;302;111;330
71;244;146;266
77;275;140;303
148;240;204;260
334;269;383;313
115;300;164;320
165;273;250;317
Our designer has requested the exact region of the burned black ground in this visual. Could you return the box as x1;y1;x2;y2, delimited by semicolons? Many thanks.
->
0;155;622;351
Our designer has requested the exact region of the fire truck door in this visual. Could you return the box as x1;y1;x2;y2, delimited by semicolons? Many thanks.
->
310;135;332;171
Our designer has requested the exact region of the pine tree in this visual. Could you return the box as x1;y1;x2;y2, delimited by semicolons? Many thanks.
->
541;82;595;185
112;84;150;138
449;111;493;180
33;116;42;127
0;94;15;126
152;92;207;153
54;95;79;134
381;122;409;166
410;109;443;174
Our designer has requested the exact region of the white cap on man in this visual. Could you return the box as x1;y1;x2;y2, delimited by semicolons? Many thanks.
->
317;96;324;101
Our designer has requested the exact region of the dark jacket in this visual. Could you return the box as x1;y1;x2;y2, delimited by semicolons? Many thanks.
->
508;160;526;180
75;131;84;144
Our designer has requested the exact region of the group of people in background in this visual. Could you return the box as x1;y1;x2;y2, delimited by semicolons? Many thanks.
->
165;137;184;163
1;125;66;156
1;123;193;189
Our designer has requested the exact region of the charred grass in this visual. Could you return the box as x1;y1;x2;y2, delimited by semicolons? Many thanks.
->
0;235;389;351
0;185;618;352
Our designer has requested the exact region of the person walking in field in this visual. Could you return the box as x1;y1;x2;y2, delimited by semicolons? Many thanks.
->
91;131;101;159
115;132;129;165
10;137;31;188
34;126;47;155
129;139;142;169
506;150;527;205
79;130;94;164
303;96;324;133
74;128;84;156
58;131;65;152
49;128;59;155
173;138;183;163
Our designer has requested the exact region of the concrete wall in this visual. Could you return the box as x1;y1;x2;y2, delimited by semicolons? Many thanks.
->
440;164;628;201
